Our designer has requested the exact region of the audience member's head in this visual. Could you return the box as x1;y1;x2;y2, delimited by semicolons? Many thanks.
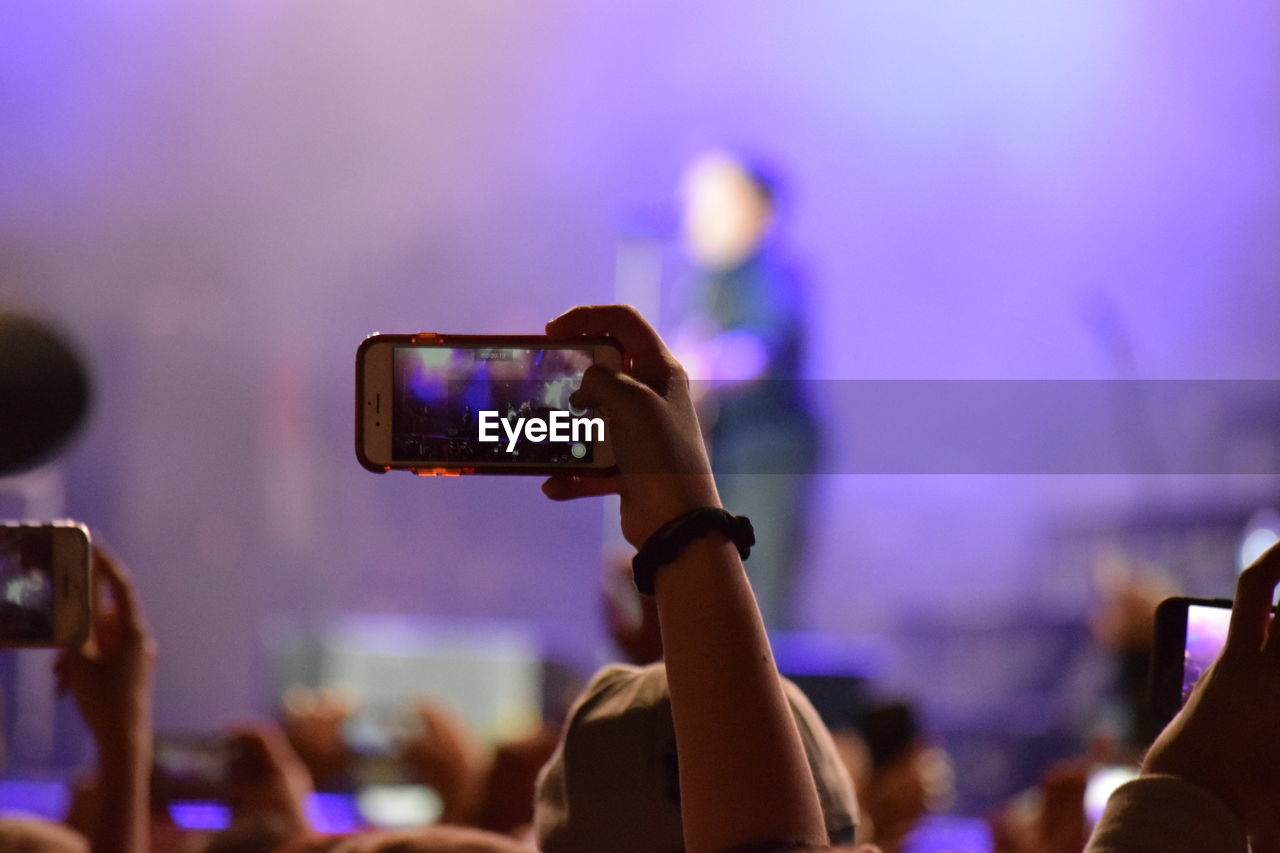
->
0;311;91;476
832;699;953;853
534;662;858;852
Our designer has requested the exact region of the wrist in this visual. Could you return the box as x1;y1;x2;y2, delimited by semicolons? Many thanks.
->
633;508;754;596
94;712;152;764
97;734;151;768
634;477;721;543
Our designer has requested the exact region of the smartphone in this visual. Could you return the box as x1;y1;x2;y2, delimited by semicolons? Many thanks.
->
1149;596;1235;722
153;735;232;802
0;521;91;648
356;334;622;475
355;783;442;828
164;788;438;833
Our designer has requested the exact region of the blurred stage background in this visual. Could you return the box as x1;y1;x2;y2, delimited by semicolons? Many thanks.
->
3;0;1280;821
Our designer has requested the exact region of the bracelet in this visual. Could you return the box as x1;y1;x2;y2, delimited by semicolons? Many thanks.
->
631;507;755;596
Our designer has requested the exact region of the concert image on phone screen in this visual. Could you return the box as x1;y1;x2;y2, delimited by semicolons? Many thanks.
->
392;346;596;464
1182;603;1232;704
0;529;55;643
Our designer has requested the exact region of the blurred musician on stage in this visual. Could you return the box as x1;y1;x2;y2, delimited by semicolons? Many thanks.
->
670;148;820;629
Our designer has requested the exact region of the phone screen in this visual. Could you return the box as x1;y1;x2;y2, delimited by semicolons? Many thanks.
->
1182;603;1232;704
356;784;442;828
0;527;55;643
391;345;599;465
166;788;436;833
153;737;230;800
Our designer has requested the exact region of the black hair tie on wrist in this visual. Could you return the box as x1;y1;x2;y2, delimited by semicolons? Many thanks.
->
631;507;755;596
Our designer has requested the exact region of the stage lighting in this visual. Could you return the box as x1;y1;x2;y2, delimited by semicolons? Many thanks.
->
1238;508;1280;573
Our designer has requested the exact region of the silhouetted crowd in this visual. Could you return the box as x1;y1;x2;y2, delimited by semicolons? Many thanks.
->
2;306;1275;852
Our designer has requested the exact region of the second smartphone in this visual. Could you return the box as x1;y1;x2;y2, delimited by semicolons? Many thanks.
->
1149;596;1237;723
356;334;623;476
0;521;91;648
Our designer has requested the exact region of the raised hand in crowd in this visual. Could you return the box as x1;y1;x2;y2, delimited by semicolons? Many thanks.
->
281;685;359;792
1088;540;1280;853
992;757;1090;853
55;545;156;853
472;721;560;838
223;723;315;840
544;305;832;853
400;699;490;828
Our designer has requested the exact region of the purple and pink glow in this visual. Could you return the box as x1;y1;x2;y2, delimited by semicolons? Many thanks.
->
2;3;1279;813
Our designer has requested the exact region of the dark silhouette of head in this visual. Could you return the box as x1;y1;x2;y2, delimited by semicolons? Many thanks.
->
0;312;92;476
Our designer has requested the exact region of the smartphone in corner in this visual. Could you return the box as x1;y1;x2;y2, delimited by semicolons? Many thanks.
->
0;521;91;648
152;734;232;803
356;333;622;476
1149;596;1236;722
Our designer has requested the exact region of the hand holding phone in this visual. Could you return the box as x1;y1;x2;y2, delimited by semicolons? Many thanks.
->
1141;542;1280;837
54;546;155;744
540;305;720;548
542;306;828;852
54;544;155;853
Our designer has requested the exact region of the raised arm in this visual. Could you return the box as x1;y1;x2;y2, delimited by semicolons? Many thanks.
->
1086;541;1280;853
55;546;156;853
544;304;826;853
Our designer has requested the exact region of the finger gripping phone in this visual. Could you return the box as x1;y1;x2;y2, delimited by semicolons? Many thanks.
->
356;333;622;476
0;521;91;648
1149;596;1236;722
